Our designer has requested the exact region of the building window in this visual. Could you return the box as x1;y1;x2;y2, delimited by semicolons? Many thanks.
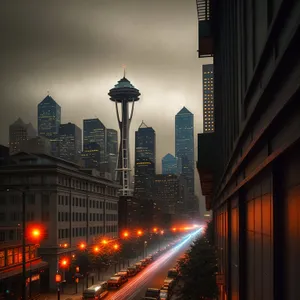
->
7;249;13;265
0;251;5;267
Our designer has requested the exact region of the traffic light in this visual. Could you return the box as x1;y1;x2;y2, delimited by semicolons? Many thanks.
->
60;258;69;268
55;274;62;283
76;266;80;273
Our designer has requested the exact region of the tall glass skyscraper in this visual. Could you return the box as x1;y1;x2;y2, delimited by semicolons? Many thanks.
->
83;118;106;162
134;121;156;227
59;122;82;163
37;95;61;156
107;129;118;155
203;64;214;132
175;107;194;197
162;153;182;175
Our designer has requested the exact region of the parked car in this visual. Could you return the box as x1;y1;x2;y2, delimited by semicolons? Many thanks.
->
135;262;143;271
107;276;123;289
159;289;168;300
167;268;178;281
115;272;128;283
145;288;161;299
127;266;137;276
82;282;109;299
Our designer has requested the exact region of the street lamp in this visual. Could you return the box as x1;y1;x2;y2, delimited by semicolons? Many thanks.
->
143;241;147;258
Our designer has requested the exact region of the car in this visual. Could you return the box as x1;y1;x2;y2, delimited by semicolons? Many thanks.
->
82;282;109;299
127;266;137;276
167;268;178;280
135;262;143;271
140;259;148;267
159;289;168;300
114;272;128;283
145;288;160;299
107;276;123;289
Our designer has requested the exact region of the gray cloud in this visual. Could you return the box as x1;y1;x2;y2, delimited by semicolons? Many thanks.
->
0;0;212;198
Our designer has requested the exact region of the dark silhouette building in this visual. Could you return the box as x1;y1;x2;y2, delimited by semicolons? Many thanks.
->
175;107;195;209
37;95;61;157
59;122;82;163
134;121;156;228
196;0;300;299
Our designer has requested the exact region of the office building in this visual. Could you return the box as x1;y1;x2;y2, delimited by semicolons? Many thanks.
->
196;0;300;299
203;64;214;132
83;119;106;163
19;136;51;155
0;152;119;290
81;142;101;169
153;174;188;227
162;153;182;175
134;121;156;227
37;95;61;157
0;145;9;166
9;118;37;154
107;129;118;155
58;122;82;163
175;107;195;199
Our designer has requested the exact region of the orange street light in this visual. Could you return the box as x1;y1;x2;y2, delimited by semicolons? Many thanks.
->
93;246;100;253
27;225;44;242
79;242;86;250
113;243;119;250
60;258;69;268
137;230;143;236
160;230;164;235
153;227;158;233
123;231;129;238
102;239;108;245
172;227;177;232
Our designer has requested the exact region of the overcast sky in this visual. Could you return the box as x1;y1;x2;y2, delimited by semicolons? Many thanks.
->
0;0;212;198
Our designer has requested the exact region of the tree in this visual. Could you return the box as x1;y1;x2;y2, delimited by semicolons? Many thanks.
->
176;223;218;300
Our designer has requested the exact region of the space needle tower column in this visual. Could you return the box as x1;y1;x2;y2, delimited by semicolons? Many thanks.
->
108;73;140;197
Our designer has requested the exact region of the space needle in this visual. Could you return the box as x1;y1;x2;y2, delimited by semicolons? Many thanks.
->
108;70;140;196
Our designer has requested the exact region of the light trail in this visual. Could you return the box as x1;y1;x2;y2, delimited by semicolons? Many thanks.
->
108;229;201;300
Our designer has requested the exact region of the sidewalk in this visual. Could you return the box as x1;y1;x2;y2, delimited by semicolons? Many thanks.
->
39;258;139;300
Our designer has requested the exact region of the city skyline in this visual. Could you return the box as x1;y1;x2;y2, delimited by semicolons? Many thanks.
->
0;0;212;189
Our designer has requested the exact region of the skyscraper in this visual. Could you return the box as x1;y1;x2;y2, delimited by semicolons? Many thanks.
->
81;142;101;169
59;122;82;163
38;95;61;156
9;118;37;154
107;129;118;155
175;107;194;198
203;64;214;132
162;153;182;175
134;121;156;227
83;118;106;162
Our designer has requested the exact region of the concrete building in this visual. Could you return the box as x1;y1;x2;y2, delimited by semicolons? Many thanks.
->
162;153;182;175
9;118;37;154
38;95;61;157
202;64;214;133
59;122;82;163
196;0;300;299
0;152;119;290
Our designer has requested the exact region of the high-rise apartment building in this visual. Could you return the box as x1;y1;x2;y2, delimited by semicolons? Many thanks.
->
59;122;82;163
196;0;300;299
37;95;61;156
203;64;214;132
175;107;194;198
162;153;182;175
83;119;106;162
134;121;156;227
9;118;37;154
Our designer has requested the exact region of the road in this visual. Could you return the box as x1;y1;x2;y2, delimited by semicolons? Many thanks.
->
107;230;201;300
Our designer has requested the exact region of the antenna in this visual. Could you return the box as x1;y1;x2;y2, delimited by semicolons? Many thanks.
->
122;64;126;78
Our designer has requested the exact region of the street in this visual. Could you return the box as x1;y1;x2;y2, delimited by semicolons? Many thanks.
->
108;230;201;300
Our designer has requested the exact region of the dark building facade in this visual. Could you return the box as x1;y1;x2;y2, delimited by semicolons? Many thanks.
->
196;0;300;299
37;95;61;157
153;174;188;228
175;107;195;200
59;122;82;163
203;64;214;132
162;153;182;175
107;129;118;155
81;142;101;169
83;118;106;163
134;121;156;228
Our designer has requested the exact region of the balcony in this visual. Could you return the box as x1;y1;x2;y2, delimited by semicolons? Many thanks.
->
196;0;213;58
197;133;217;210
